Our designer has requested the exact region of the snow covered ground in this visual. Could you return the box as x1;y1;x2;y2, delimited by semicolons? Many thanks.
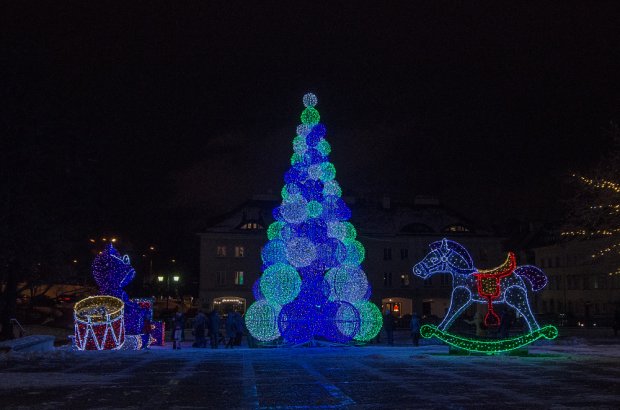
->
1;339;619;409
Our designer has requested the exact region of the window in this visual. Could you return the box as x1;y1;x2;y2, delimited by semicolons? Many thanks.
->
400;273;409;287
239;222;264;230
555;257;561;267
383;272;392;287
583;276;590;290
547;258;553;268
400;248;408;260
443;224;470;233
216;246;227;257
216;271;226;286
234;246;245;258
440;274;450;287
540;259;545;268
383;248;392;261
234;271;244;285
424;277;433;287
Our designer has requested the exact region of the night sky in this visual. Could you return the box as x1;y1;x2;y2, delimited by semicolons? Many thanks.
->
4;3;620;268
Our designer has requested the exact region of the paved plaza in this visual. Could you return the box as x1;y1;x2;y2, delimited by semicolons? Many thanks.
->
1;341;619;409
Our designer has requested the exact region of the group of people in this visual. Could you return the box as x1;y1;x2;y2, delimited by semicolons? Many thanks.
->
170;308;244;350
383;310;422;346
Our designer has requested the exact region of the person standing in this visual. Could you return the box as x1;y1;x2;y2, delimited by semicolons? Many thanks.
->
208;309;221;349
172;310;183;350
410;313;421;347
234;311;244;346
383;310;395;346
225;310;237;349
141;314;152;349
192;310;207;348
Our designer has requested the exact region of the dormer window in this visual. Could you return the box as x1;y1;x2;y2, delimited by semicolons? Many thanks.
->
239;222;264;230
443;224;471;233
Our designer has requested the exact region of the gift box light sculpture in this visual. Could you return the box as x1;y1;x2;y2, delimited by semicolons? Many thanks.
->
245;93;382;344
74;295;125;350
412;239;558;353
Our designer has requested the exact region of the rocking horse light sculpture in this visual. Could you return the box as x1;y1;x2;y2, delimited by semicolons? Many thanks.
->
412;239;557;353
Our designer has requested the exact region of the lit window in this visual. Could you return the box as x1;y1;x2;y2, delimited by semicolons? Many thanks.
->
443;225;470;233
234;271;244;285
235;246;245;258
216;246;227;257
240;222;264;230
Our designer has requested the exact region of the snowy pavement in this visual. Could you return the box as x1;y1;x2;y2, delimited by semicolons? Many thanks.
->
1;342;619;409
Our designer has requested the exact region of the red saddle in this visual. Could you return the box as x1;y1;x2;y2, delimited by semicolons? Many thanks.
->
473;252;516;327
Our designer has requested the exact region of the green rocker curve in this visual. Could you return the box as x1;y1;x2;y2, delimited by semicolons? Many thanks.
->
420;324;558;354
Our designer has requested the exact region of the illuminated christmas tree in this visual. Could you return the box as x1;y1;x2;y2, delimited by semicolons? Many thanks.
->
563;123;620;275
245;93;382;344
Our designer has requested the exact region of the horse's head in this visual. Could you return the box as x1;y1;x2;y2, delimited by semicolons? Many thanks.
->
412;238;475;278
92;244;136;295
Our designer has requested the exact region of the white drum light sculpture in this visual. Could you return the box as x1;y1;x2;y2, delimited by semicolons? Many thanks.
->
74;295;125;350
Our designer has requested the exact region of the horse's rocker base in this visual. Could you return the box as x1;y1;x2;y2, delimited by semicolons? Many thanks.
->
421;324;558;355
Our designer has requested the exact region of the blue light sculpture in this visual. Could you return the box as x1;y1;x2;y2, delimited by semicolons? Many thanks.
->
245;93;382;344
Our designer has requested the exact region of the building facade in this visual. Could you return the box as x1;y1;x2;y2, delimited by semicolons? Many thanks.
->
531;237;620;324
199;194;506;320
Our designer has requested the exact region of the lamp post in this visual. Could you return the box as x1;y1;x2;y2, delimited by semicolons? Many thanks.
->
157;274;181;310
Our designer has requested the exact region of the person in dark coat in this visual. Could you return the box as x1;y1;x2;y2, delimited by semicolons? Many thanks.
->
383;310;395;346
410;313;421;347
172;311;183;350
141;314;152;349
234;311;244;346
225;311;238;348
192;310;207;348
208;310;221;349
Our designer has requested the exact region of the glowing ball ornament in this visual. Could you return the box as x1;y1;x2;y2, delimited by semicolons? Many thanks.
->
245;300;281;342
320;301;361;343
324;265;369;303
261;263;302;305
303;92;318;107
353;301;383;342
301;107;320;125
285;237;317;268
245;93;380;345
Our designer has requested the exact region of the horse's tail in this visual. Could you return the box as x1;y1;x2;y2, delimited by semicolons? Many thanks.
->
514;265;548;292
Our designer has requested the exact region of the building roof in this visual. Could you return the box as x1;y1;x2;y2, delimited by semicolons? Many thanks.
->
199;194;495;237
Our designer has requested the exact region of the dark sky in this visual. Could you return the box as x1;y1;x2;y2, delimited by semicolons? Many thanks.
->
4;2;620;261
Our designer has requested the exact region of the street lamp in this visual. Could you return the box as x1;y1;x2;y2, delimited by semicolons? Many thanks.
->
157;274;181;310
